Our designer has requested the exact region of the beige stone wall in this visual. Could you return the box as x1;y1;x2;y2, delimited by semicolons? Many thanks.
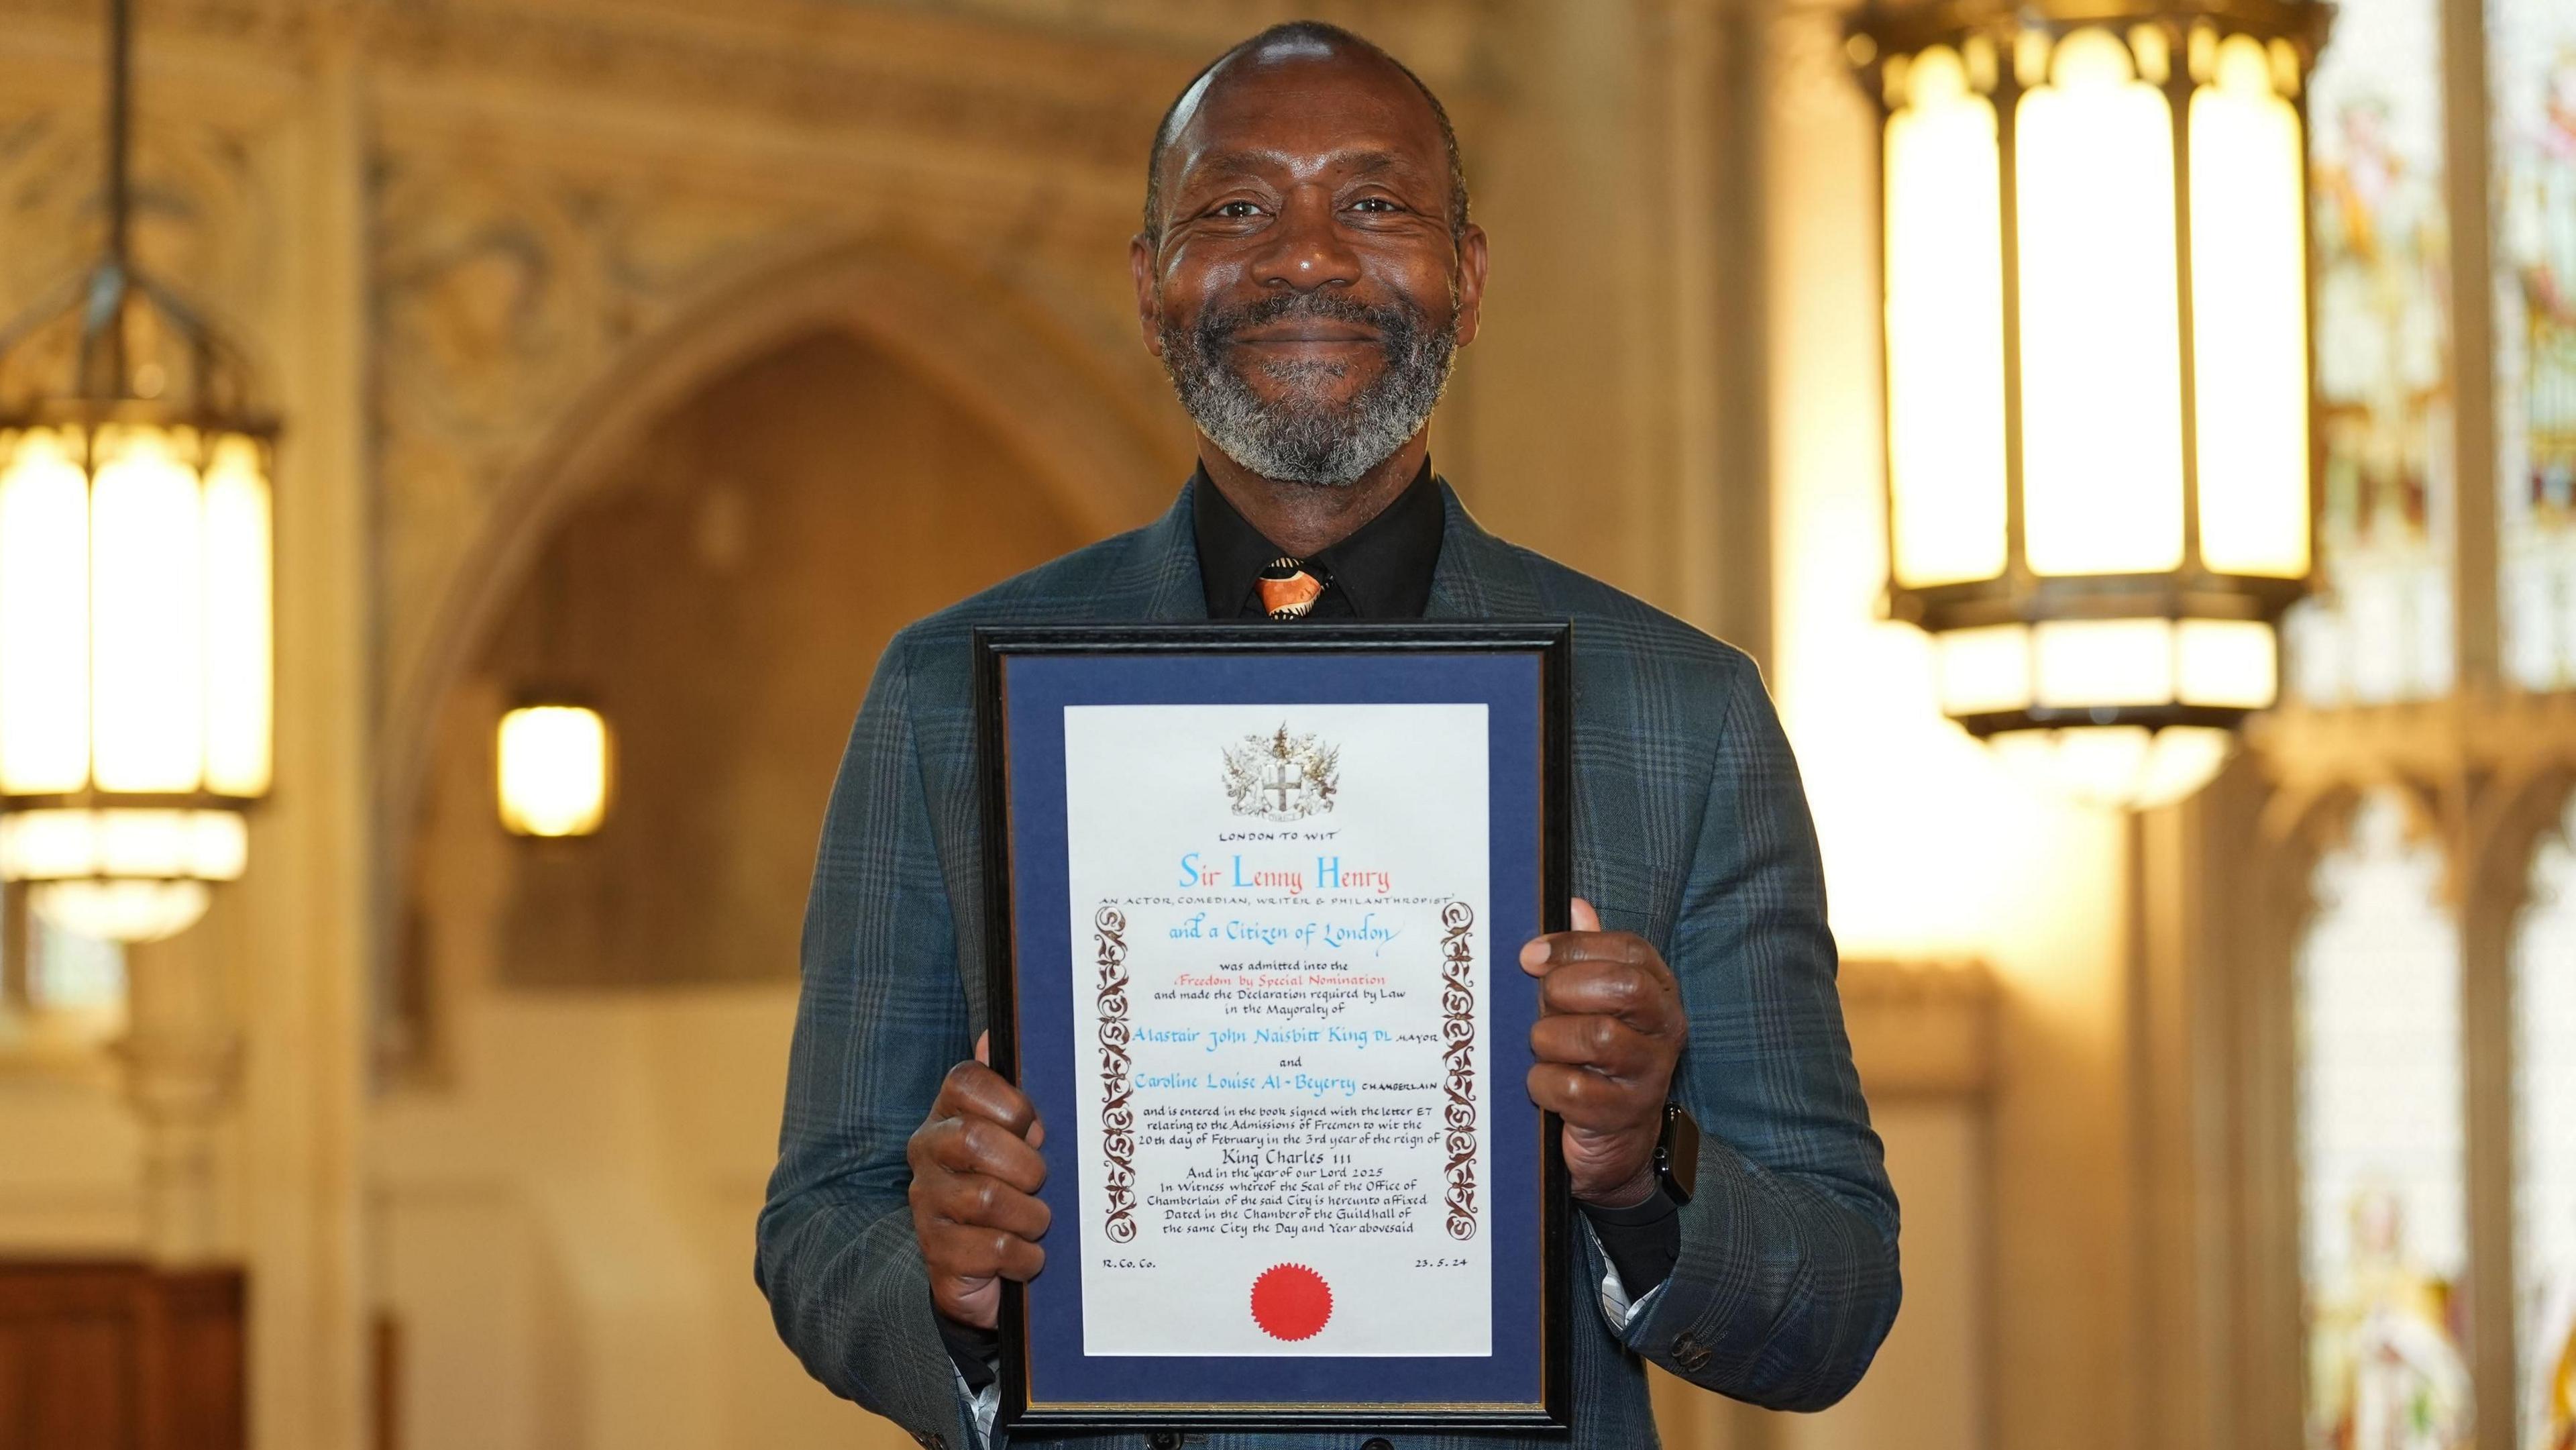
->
376;987;892;1449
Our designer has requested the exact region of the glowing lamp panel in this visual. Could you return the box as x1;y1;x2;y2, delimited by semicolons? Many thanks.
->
2175;619;2279;709
498;705;611;838
2033;619;2176;709
201;435;274;797
1937;624;2036;715
1884;46;2011;590
2190;36;2314;579
89;425;207;794
2016;30;2187;578
0;429;93;795
0;425;274;804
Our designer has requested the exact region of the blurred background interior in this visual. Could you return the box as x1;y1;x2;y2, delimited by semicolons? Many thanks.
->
0;0;2571;1447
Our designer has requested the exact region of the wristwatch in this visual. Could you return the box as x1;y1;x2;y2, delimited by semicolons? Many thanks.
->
1653;1102;1701;1208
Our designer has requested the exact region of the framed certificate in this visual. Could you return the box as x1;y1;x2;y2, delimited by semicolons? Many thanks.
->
975;622;1573;1435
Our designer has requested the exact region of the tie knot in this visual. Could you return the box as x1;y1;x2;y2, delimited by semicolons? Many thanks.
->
1256;557;1326;621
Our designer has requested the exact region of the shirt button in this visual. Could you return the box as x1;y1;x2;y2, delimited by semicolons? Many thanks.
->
1148;1433;1183;1450
1672;1331;1713;1371
1362;1439;1396;1450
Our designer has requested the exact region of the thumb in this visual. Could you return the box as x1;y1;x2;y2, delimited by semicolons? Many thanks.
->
1570;897;1602;933
975;1030;990;1067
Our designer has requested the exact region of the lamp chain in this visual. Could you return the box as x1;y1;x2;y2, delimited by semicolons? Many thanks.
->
80;0;136;399
106;0;129;274
541;546;566;680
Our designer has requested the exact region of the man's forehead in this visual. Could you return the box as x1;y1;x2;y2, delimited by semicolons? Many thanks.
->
1163;44;1440;175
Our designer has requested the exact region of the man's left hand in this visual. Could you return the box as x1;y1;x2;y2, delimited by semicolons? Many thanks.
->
1521;898;1688;1208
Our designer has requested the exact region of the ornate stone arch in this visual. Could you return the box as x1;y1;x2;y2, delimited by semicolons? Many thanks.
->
2467;760;2576;935
374;236;1187;1030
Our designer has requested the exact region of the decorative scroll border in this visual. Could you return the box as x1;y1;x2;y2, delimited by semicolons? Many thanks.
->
1095;904;1138;1243
1440;900;1479;1241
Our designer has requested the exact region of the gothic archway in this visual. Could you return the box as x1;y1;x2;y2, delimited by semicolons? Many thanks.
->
375;237;1188;1036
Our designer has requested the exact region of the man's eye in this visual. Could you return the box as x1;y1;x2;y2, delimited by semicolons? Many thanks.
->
1214;201;1265;219
1349;197;1400;213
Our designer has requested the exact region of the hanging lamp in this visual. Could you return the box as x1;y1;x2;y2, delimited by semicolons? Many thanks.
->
1848;0;2328;809
494;556;610;840
496;698;612;839
0;0;276;943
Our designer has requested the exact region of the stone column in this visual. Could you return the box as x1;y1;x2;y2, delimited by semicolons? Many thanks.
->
117;923;242;1267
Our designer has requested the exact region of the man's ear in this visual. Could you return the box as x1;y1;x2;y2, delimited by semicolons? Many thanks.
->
1452;223;1490;351
1131;233;1166;359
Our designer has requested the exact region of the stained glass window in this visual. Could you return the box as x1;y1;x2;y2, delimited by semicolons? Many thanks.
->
2300;790;2473;1450
2493;0;2576;688
2290;0;2457;704
2514;795;2576;1450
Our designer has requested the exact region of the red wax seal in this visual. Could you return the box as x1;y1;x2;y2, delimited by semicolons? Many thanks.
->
1249;1263;1332;1341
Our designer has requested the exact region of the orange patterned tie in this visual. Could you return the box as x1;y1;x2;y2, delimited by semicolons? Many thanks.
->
1256;557;1326;620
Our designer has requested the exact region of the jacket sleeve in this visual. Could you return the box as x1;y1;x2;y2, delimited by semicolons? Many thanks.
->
1622;654;1903;1411
755;630;979;1447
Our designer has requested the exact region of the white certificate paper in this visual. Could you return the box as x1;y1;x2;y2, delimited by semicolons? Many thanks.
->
1064;703;1492;1358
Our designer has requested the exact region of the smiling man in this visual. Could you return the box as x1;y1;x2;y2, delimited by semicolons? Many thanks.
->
757;21;1900;1450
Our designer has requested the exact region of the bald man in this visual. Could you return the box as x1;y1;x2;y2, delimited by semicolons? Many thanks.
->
757;22;1900;1449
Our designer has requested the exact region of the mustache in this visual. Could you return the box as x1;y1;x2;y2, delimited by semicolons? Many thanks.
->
1191;289;1428;358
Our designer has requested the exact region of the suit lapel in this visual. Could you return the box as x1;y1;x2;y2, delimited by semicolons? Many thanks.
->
1098;478;1208;622
1426;478;1542;621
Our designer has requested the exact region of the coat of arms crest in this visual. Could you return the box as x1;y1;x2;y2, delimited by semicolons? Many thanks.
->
1222;725;1340;822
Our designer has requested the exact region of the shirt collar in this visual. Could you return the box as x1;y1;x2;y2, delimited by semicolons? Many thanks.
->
1191;458;1444;619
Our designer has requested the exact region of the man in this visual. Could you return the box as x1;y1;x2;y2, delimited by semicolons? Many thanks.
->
757;22;1898;1449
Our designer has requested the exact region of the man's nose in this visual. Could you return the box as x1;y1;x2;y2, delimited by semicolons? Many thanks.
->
1251;186;1358;291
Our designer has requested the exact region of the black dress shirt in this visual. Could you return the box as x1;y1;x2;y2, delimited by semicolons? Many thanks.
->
1193;460;1445;620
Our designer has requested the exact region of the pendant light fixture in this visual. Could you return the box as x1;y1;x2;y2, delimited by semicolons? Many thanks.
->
495;554;611;839
0;0;275;942
1849;0;2328;809
496;700;612;839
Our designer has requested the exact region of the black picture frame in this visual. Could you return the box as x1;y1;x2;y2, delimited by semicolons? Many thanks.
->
972;621;1574;1435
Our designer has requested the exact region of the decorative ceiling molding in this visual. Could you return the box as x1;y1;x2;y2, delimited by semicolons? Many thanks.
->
364;1;1161;177
846;0;1489;60
0;0;1489;184
0;0;311;34
2254;694;2576;792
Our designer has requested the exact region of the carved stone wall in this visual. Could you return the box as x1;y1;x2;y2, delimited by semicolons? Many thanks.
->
369;149;828;717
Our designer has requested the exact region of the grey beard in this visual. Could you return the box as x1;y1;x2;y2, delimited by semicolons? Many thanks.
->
1160;289;1458;488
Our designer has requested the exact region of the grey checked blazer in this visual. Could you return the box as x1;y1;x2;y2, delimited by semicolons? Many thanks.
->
757;478;1901;1449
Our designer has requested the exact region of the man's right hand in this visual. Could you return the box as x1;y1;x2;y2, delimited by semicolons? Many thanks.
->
907;1032;1051;1330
